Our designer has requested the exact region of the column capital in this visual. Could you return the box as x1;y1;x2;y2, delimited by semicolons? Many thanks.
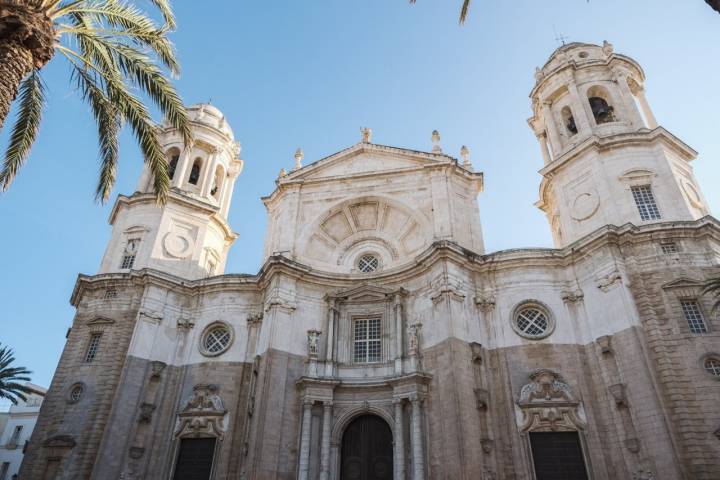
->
392;397;404;406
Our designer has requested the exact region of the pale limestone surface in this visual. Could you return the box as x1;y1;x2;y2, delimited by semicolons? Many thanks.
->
20;43;720;480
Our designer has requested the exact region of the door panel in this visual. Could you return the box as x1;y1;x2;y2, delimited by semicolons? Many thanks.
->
340;415;393;480
173;437;216;480
529;431;589;480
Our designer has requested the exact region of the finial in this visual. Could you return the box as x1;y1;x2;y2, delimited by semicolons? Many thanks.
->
602;40;614;57
294;148;304;170
278;168;287;178
431;130;442;153
534;67;544;82
360;127;372;143
460;145;471;167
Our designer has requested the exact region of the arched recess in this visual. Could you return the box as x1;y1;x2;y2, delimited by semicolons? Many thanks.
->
188;157;203;186
586;85;617;124
331;408;395;480
297;195;433;272
561;106;578;136
166;147;181;180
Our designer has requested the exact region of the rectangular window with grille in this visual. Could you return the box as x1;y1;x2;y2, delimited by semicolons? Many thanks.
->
120;238;140;269
631;185;662;221
85;333;102;362
660;242;678;254
353;318;382;363
681;300;708;334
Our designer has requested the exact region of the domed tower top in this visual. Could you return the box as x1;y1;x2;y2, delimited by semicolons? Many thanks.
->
528;41;657;163
528;41;709;247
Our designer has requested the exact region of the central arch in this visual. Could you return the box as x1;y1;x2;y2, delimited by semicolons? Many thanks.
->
340;414;393;480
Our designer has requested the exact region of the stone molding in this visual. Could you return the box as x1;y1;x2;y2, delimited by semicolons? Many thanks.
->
174;384;227;439
516;369;586;432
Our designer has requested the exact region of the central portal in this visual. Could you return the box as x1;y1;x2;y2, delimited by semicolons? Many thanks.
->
340;414;393;480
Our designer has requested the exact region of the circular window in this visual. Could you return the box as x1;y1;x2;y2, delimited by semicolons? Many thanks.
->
578;51;589;59
200;323;233;356
67;383;85;404
512;303;554;340
704;357;720;377
357;254;380;273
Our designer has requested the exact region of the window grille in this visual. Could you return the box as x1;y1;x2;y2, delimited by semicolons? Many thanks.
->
85;333;102;362
202;326;231;355
70;385;84;403
681;301;708;334
660;243;678;254
120;238;139;269
515;307;550;338
104;288;118;299
704;357;720;377
353;318;381;363
357;254;380;273
631;185;661;221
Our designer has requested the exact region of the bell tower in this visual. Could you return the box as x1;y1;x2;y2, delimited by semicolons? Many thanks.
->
528;41;710;247
99;103;243;279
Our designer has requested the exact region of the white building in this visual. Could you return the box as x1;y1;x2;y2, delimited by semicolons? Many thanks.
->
20;42;720;480
0;384;46;480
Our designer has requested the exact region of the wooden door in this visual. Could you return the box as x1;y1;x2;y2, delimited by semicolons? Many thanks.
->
340;415;393;480
529;431;589;480
172;437;216;480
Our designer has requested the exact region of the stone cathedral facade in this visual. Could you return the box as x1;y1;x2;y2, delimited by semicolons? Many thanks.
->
21;42;720;480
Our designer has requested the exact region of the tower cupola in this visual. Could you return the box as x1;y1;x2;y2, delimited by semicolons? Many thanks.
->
99;103;243;279
529;42;710;247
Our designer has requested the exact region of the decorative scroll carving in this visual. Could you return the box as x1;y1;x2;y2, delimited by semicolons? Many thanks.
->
139;403;156;423
474;388;489;410
632;469;654;480
596;269;622;292
517;369;586;432
474;295;496;312
625;438;640;453
247;312;263;326
429;273;466;304
596;335;612;354
608;383;628;407
177;318;195;330
561;288;584;304
480;438;494;454
150;361;166;380
128;446;145;459
470;342;483;364
174;384;227;439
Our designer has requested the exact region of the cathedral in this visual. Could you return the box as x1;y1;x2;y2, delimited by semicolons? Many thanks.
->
20;42;720;480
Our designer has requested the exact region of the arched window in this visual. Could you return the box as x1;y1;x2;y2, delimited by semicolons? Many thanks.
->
188;158;202;185
561;106;578;136
587;86;616;124
167;153;179;180
211;165;224;200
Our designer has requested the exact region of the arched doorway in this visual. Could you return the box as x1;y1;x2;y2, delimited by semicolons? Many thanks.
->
340;414;393;480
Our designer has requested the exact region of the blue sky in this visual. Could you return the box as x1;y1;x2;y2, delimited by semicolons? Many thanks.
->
1;0;719;388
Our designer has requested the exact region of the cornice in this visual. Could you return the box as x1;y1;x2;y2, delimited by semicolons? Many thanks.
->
108;191;237;242
70;217;720;305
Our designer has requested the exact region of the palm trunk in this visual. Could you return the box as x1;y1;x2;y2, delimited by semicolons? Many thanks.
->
0;41;34;130
708;0;720;13
0;3;55;130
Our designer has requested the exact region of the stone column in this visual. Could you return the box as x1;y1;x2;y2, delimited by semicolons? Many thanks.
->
409;395;425;480
566;79;592;133
613;72;646;128
541;101;562;160
394;399;406;480
324;302;336;377
319;402;333;480
394;294;404;374
298;400;313;480
173;150;193;188
536;133;551;165
220;169;238;218
200;148;220;197
635;87;658;129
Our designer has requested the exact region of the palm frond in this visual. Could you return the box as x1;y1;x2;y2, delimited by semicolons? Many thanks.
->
0;344;34;405
145;0;176;29
701;278;720;296
459;0;471;24
0;71;46;192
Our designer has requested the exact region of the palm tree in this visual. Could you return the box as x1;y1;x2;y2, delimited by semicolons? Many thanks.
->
0;344;33;405
0;0;191;204
702;278;720;297
708;0;720;13
409;0;472;24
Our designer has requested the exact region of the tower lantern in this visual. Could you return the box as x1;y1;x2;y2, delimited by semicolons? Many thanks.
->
98;103;243;279
529;42;709;247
